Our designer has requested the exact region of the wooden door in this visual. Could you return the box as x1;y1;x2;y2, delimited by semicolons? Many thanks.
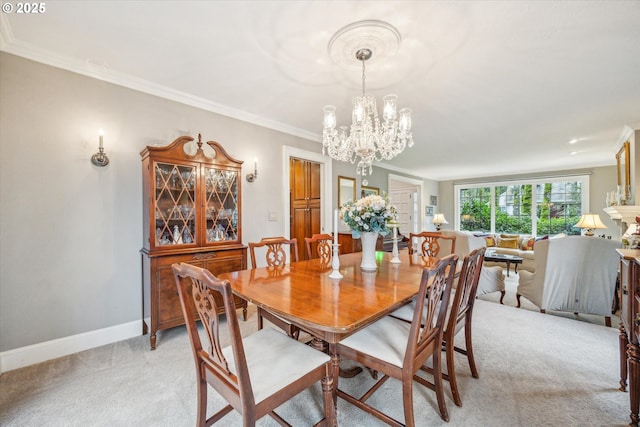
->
290;157;321;260
390;188;415;235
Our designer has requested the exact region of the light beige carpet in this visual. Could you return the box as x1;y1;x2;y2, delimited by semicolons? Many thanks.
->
0;274;630;426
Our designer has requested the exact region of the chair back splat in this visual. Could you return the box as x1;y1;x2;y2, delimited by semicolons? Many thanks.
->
248;237;302;339
336;254;458;425
172;262;331;426
409;231;456;258
304;233;333;262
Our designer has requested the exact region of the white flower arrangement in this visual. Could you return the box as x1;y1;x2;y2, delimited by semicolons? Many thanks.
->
340;194;398;238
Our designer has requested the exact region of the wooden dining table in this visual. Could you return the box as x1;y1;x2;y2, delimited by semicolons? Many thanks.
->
218;249;447;426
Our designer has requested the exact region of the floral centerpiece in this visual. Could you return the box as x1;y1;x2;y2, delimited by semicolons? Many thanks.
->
340;194;398;237
340;194;398;271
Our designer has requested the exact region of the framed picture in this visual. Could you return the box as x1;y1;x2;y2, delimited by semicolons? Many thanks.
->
361;186;380;197
616;141;631;202
425;206;434;216
430;195;438;206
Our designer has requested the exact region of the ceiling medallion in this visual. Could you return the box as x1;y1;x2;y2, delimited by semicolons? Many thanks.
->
322;21;413;177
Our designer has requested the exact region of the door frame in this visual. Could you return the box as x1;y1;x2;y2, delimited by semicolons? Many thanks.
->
282;146;333;239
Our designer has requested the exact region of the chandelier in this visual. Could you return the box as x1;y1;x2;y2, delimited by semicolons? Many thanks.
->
322;48;414;176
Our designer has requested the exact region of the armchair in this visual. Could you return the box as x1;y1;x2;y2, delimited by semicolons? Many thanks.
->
516;236;621;326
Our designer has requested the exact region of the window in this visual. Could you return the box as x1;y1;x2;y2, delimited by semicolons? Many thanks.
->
455;176;588;236
460;187;491;232
495;184;533;234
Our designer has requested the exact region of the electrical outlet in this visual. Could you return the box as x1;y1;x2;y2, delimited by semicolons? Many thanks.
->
268;211;277;221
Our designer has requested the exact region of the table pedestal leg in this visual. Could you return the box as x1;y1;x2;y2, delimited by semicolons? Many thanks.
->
311;337;362;378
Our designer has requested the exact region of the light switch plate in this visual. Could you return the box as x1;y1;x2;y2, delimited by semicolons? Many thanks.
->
268;211;277;221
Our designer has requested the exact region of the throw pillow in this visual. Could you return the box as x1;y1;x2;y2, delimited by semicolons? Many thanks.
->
535;235;549;242
485;236;496;247
500;234;520;239
522;237;535;250
497;238;519;249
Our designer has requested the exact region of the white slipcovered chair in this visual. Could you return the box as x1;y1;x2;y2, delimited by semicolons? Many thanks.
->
442;230;506;302
516;236;621;326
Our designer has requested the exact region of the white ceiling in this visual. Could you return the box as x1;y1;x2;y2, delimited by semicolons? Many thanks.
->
2;1;639;180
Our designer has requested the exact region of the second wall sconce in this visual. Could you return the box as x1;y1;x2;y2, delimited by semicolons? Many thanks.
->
246;158;258;182
91;128;110;167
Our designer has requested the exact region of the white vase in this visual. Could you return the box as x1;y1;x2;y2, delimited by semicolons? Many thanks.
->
360;231;379;271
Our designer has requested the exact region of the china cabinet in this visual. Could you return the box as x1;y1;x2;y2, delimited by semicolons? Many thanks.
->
141;134;247;349
617;248;640;427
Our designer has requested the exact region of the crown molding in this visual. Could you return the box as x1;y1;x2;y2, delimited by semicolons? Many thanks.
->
0;21;320;144
374;161;432;181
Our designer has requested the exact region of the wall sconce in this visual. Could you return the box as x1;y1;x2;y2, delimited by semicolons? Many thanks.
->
91;128;110;167
432;213;448;231
246;158;257;182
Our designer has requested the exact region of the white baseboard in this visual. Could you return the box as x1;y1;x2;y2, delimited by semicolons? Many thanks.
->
0;320;143;374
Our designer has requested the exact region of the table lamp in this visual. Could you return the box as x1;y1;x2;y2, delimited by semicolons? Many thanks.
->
574;213;606;236
432;213;448;231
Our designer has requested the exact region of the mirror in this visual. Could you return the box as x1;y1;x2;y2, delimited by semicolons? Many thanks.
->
616;141;630;203
338;176;356;207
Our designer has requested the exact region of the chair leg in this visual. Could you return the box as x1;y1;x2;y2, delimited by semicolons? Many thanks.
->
446;338;462;407
465;322;479;379
433;347;450;422
289;325;300;340
516;293;521;308
197;377;208;427
257;309;264;330
402;375;415;427
605;316;611;327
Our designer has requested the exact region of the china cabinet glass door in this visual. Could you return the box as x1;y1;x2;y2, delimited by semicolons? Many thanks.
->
204;167;239;243
154;162;196;247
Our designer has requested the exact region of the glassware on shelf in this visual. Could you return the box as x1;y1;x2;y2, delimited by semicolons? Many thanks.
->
173;225;183;244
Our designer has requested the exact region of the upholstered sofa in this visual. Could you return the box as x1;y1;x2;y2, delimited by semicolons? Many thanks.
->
482;234;536;272
516;236;621;326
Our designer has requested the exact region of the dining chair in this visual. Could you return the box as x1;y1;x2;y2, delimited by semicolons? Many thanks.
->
336;254;459;425
248;237;301;339
441;246;485;406
408;231;456;258
172;262;331;426
304;233;333;262
390;247;486;408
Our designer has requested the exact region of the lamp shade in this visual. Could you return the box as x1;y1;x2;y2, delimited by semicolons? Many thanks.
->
575;213;606;236
432;213;448;225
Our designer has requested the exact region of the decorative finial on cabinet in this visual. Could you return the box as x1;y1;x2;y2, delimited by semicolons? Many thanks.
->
197;133;203;150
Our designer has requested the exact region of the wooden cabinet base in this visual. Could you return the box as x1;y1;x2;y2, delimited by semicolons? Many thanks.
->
617;249;640;427
142;246;247;349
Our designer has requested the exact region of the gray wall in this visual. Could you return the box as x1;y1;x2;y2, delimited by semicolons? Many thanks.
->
0;53;322;351
437;166;619;238
0;50;623;355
